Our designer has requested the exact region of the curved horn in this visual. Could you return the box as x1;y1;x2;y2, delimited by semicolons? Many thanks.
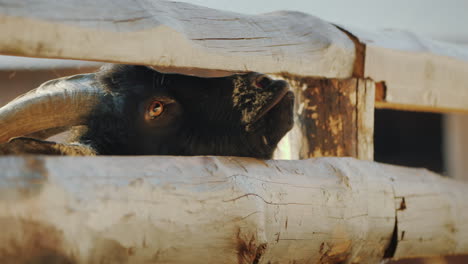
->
0;74;105;143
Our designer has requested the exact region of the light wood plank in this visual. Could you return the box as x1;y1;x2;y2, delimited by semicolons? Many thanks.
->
357;78;375;160
341;27;468;112
273;76;375;161
0;0;355;77
444;114;468;181
1;156;468;263
0;156;394;263
386;164;468;258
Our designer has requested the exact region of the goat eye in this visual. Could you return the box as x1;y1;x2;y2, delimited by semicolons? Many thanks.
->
148;101;164;119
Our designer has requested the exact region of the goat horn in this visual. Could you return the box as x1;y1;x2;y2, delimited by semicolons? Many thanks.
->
0;73;105;144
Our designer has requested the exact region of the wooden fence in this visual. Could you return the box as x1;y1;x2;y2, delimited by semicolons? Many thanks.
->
0;0;468;263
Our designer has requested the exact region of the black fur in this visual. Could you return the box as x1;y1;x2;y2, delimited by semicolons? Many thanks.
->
0;64;294;158
77;65;294;158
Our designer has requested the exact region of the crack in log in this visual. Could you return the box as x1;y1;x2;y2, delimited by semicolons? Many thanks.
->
333;25;366;78
253;243;267;264
226;174;324;190
383;215;398;258
398;197;407;211
236;228;267;264
240;211;261;221
188;17;241;21
192;37;270;41
263;43;305;47
223;193;314;206
318;241;350;264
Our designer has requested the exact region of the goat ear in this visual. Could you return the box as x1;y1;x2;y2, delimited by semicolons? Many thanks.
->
0;137;96;156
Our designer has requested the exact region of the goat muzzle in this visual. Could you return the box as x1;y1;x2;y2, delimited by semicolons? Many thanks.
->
233;73;291;126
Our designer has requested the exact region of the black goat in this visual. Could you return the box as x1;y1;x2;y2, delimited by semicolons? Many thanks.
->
0;65;294;159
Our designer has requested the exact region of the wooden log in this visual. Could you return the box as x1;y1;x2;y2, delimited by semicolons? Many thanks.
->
444;114;468;181
1;0;468;114
0;156;467;263
2;0;468;114
387;167;468;259
340;26;468;113
274;76;375;160
0;0;355;78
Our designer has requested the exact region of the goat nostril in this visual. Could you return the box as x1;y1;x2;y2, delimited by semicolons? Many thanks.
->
255;75;272;88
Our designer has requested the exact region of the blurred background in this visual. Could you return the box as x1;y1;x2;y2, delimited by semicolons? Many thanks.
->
1;0;467;180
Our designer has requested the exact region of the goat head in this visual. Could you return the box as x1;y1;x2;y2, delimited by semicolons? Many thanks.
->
0;65;294;159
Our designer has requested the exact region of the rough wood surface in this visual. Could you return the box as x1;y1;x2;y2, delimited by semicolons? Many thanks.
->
444;114;468;181
2;0;468;114
0;156;467;263
273;76;374;160
386;165;468;258
0;0;355;77
341;27;468;113
356;79;375;160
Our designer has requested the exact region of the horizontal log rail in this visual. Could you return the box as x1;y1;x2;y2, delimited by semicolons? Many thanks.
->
1;0;468;112
341;26;468;113
1;156;467;263
0;0;355;78
1;1;468;262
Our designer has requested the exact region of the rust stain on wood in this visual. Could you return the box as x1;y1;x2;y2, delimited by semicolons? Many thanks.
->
398;197;407;211
18;157;49;197
0;217;136;264
0;40;58;59
88;238;129;263
335;26;366;78
0;157;48;200
236;228;267;264
375;81;387;102
24;157;48;178
278;73;375;159
0;218;75;264
318;240;351;264
282;75;359;158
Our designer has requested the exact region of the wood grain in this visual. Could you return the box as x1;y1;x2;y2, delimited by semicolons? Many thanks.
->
273;76;374;160
1;156;467;263
444;114;468;181
2;0;468;113
386;164;468;258
341;26;468;113
357;78;375;160
0;0;355;77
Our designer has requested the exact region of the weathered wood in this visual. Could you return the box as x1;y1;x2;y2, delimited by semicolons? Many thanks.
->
0;0;355;78
0;156;467;263
2;0;468;114
387;255;468;264
356;79;375;160
387;165;468;258
340;26;468;113
444;114;468;181
0;55;100;70
274;76;374;160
